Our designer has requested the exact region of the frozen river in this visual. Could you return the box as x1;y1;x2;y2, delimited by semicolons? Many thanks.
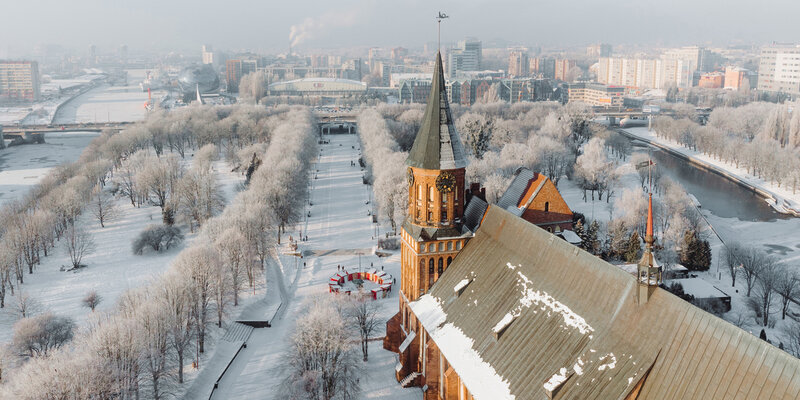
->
628;138;800;265
0;131;99;207
52;69;160;124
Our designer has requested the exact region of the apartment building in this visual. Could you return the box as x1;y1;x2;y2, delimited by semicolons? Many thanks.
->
758;44;800;96
0;61;40;102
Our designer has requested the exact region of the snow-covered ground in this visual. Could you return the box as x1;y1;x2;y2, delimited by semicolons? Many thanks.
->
0;159;245;344
200;133;419;400
0;132;98;207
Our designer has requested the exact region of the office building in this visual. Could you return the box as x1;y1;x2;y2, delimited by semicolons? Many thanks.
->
448;39;482;76
0;60;40;102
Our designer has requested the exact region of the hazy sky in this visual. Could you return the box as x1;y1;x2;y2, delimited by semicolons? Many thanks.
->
1;0;799;56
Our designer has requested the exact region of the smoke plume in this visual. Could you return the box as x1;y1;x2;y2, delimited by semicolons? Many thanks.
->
289;9;360;48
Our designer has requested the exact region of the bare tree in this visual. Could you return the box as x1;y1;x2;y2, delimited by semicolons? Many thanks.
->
13;290;41;319
91;189;121;228
63;224;96;270
83;290;103;311
775;270;798;320
345;292;380;362
753;257;779;327
12;312;75;358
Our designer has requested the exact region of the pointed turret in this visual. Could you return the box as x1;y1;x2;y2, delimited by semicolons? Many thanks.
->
638;192;660;304
406;52;468;170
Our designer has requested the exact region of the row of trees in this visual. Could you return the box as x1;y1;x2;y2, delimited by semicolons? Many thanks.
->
0;106;317;398
653;103;800;194
357;109;409;233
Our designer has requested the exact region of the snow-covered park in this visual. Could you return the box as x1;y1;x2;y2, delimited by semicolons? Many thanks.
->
0;159;244;344
197;132;418;400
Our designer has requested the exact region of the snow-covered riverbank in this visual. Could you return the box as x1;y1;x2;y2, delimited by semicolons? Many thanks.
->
619;126;800;216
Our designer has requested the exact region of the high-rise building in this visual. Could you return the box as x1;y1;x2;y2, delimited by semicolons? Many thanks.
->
598;57;662;89
758;44;800;97
724;66;753;91
391;47;408;62
587;43;613;58
0;60;40;102
508;51;529;77
226;59;243;92
202;45;214;65
554;59;577;82
530;57;556;79
310;54;328;68
447;39;482;76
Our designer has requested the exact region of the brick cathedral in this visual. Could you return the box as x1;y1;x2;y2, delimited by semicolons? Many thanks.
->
383;52;800;400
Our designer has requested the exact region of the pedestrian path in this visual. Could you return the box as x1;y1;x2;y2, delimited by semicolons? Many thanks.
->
205;133;417;400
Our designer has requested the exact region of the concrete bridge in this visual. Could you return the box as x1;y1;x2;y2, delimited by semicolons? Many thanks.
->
1;121;132;135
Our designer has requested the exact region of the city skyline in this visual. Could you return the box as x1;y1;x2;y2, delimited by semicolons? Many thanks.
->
2;0;800;57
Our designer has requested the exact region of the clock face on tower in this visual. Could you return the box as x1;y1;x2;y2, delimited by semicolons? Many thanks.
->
407;167;414;185
436;171;456;193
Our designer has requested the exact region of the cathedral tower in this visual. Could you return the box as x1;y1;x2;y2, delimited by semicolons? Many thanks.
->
399;51;470;324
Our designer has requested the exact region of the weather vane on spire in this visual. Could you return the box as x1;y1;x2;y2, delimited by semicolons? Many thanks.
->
436;12;449;53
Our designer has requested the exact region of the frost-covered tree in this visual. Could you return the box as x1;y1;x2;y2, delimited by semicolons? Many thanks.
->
175;245;219;357
215;228;250;306
12;312;75;358
178;169;225;231
282;298;361;399
457;112;492;159
158;274;194;384
575;137;611;201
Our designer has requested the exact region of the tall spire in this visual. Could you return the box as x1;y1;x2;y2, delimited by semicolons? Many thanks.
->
406;52;468;170
645;193;654;250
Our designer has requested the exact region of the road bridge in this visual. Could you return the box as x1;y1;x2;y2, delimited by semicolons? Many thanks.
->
1;121;132;135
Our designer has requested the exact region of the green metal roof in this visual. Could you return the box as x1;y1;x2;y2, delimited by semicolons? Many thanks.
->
406;52;468;170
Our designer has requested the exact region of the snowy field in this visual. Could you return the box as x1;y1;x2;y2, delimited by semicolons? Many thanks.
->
0;132;98;207
198;133;419;400
0;159;244;345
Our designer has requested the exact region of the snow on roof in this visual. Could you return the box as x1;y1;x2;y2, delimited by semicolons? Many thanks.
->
561;229;582;244
410;294;515;400
504;263;594;335
665;278;729;299
543;367;569;392
454;278;472;294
